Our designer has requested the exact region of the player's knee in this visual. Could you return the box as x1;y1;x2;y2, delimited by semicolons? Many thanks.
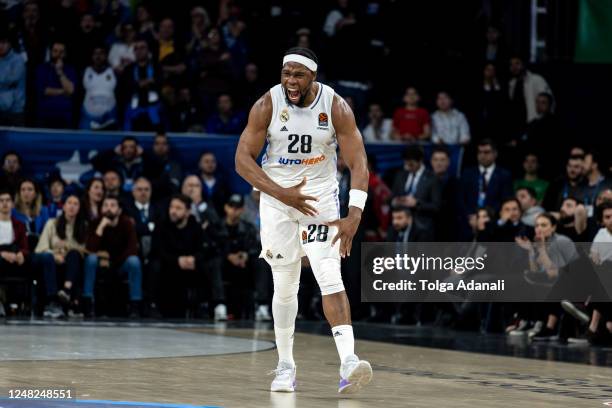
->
315;258;344;296
272;261;301;303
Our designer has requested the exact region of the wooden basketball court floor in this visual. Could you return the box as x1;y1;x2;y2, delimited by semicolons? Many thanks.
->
1;320;612;408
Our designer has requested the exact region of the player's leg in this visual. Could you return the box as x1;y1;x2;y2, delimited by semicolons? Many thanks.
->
259;197;303;392
269;260;300;392
299;194;372;393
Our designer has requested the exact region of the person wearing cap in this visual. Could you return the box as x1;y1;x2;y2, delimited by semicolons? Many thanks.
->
217;193;270;321
235;46;372;393
0;31;25;126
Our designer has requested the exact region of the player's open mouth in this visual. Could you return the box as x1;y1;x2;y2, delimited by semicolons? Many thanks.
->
287;89;300;102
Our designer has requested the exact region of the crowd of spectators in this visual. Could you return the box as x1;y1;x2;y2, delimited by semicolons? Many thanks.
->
0;1;611;347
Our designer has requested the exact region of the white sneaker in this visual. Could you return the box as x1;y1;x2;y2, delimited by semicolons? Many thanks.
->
270;360;296;392
255;304;272;321
338;354;373;394
214;304;227;321
527;321;544;339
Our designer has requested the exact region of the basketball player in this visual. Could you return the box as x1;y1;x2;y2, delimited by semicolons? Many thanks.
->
235;47;372;394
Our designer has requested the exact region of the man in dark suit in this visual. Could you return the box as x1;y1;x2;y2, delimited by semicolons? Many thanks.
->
386;206;433;242
460;139;513;238
391;145;442;233
123;176;164;316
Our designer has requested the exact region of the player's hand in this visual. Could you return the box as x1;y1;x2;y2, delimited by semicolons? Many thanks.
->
277;177;319;216
326;208;361;258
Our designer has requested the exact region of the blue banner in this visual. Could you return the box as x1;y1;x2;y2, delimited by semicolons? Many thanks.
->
0;128;463;195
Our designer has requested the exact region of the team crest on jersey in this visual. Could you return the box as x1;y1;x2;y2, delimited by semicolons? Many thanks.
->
318;112;328;127
280;108;290;122
301;230;308;244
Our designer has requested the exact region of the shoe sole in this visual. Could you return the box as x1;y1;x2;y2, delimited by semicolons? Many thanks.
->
561;301;590;324
339;361;373;394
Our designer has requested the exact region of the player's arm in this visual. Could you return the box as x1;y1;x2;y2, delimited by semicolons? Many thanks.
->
327;94;369;257
235;92;319;216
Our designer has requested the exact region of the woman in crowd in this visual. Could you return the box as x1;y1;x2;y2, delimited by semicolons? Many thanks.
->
515;212;579;340
82;177;105;221
12;178;51;249
34;194;87;319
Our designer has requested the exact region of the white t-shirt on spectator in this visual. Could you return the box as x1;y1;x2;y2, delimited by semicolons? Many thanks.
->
0;220;13;246
108;43;135;70
362;118;393;142
591;227;612;263
432;108;471;144
83;66;117;116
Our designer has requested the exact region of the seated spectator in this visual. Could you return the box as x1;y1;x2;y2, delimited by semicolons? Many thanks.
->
582;151;612;214
150;194;207;317
0;30;26;126
12;178;50;250
124;177;161;261
387;206;432;242
92;137;145;194
480;198;532;242
46;176;65;218
218;194;268;320
391;145;441;232
192;27;233;113
516;187;544;227
120;38;161;131
168;87;203;132
515;213;578;341
543;154;586;211
108;23;136;75
0;189;28;315
71;13;104;71
80;46;118;130
431;92;470;145
237;63;266;110
0;150;23;195
185;6;212;57
198;151;230;215
391;87;431;142
144;133;183;200
591;201;612;265
35;40;77;128
478;62;507;141
82;177;105;221
586;188;612;240
83;195;142;318
156;18;186;100
461;139;513;236
524;93;563;165
431;146;461;241
362;103;393;142
508;55;553;131
102;169;130;204
181;174;221;226
205;94;246;135
364;154;391;241
34;194;87;319
555;197;588;242
514;153;549;204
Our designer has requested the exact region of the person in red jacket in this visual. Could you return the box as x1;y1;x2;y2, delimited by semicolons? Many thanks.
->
82;195;142;318
0;189;29;316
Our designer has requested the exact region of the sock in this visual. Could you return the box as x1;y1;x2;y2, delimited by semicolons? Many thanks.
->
332;324;355;363
274;325;295;366
272;291;298;367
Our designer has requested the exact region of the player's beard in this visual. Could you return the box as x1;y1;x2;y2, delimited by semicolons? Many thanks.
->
284;81;313;107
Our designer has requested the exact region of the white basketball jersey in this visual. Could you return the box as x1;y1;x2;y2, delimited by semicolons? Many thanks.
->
262;82;338;194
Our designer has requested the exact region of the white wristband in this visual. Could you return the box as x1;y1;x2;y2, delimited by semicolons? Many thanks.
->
348;189;368;210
